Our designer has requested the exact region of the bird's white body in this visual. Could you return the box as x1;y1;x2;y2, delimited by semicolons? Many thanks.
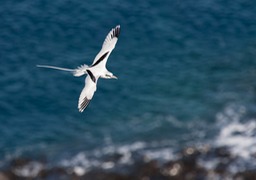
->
37;25;120;112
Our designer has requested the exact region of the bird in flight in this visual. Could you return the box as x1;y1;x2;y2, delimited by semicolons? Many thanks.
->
37;25;120;112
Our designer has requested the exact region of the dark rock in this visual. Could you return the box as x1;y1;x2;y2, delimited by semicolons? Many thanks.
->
214;162;229;174
2;145;256;180
179;147;201;170
161;160;184;179
161;158;206;180
103;153;123;163
37;167;70;179
0;171;16;180
234;170;256;180
10;157;32;168
132;160;167;180
0;173;9;180
82;170;132;180
182;147;201;157
214;146;232;159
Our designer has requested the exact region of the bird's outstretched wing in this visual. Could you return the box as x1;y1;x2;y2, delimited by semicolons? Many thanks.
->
78;75;98;112
91;25;120;67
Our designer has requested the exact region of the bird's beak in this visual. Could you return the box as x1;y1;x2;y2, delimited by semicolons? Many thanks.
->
112;75;118;79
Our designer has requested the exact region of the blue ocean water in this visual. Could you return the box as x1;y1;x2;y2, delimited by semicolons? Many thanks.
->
1;0;256;171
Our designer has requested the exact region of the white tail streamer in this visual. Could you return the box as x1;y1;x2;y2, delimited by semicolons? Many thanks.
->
37;64;88;77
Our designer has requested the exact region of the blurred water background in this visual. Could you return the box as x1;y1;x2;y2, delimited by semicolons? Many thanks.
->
1;0;256;173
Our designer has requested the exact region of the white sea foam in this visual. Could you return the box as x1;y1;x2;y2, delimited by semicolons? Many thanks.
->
60;141;175;175
13;161;44;178
143;148;175;162
60;142;146;175
215;105;256;159
198;104;256;172
61;152;101;175
73;166;86;176
216;120;256;159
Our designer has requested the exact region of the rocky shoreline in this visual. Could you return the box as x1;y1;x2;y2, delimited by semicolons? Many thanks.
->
0;145;255;180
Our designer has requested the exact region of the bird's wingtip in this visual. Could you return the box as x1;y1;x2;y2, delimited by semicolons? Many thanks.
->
78;106;85;113
113;25;121;38
78;97;91;112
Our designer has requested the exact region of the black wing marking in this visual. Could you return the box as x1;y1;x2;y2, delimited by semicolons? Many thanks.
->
91;51;109;67
111;25;120;38
86;70;96;83
80;97;90;112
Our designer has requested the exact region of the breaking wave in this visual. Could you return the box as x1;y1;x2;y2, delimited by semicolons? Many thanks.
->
58;104;256;175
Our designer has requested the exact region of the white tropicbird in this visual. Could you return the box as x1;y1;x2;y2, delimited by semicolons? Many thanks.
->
37;25;120;112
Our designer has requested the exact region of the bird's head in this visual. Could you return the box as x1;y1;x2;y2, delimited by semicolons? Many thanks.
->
104;72;118;79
